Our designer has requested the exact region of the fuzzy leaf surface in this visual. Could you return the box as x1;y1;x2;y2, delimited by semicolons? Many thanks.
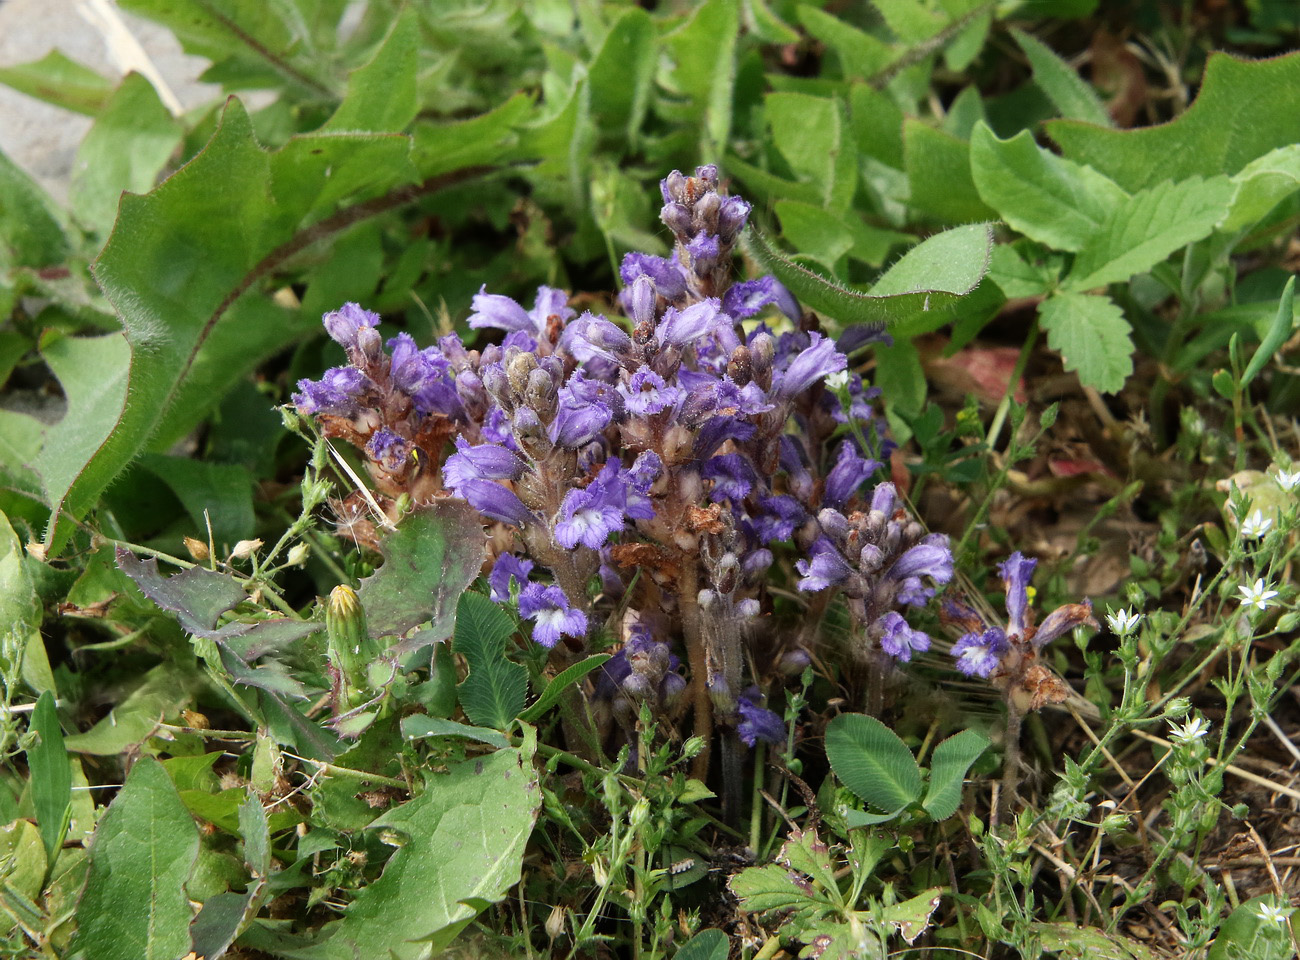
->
453;592;528;730
1038;292;1133;394
825;713;923;812
922;729;989;820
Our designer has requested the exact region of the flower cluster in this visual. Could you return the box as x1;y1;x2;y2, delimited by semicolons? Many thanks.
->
293;165;947;771
944;552;1097;710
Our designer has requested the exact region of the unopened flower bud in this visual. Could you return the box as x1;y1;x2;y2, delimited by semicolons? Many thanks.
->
507;351;538;396
715;553;740;594
231;539;263;560
356;325;383;364
511;407;553;460
727;345;753;385
778;648;812;675
622;673;654;700
481;364;512;410
750;332;774;389
663;425;695;465
661;201;692;237
708;676;735;713
545;905;567;941
661;672;686;706
818;508;851;544
184;536;210;561
287;543;311;566
629;276;656;327
698;588;719;611
326;585;374;707
736;598;760;619
525;368;558;421
629;797;651;829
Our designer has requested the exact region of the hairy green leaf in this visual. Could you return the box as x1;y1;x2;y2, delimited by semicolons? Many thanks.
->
1221;144;1300;233
1011;29;1111;127
1038;291;1133;394
825;713;923;812
0;148;69;270
27;691;71;864
0;49;113;115
674;928;730;960
400;716;510;749
766;93;855;213
922;728;989;821
324;8;417;133
454;592;528;730
662;0;739;155
73;757;199;960
588;8;655;149
1066;176;1234;290
904;120;995;224
517;654;610;723
970;123;1125;251
1049;52;1300;191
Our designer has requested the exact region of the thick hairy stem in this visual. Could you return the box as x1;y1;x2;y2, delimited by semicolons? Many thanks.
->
680;559;713;781
996;697;1025;827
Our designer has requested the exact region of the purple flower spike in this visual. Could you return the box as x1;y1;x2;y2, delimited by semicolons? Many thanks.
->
468;286;531;332
737;692;785;747
366;429;412;471
489;553;534;603
878;611;930;662
519;583;588;648
796;537;853;592
824;441;880;510
620;251;688;301
293;366;368;415
443;436;527;488
774;331;847;398
454;479;537;527
570;313;632;366
952;628;1009;678
999;552;1038;637
322;302;380;351
657;299;722;347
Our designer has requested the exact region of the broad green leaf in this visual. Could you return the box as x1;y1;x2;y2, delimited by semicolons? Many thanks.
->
875;0;944;43
1048;51;1300;192
970;123;1126;251
454;592;528;730
725;154;822;206
875;339;925;417
921;728;989;821
848;84;904;168
191;888;262;960
308;747;540;958
400;716;510;749
70;72;184;236
766;93;855;213
1038;292;1133;394
240;793;271;879
797;6;892;80
674;928;729;960
0;148;68;269
743;223;992;329
73;757;199;960
775;199;853;270
1204;898;1294;960
987;244;1058;299
903;120;996;224
0;49;114;115
742;0;799;44
413;92;533;178
323;8;418;133
825;713;923;812
1011;28;1111;127
517;654;611;723
1221;144;1300;233
138;453;255;549
1066;176;1235;290
27;691;71;864
729;862;833;915
1033;920;1161;960
843;805;909;826
779;829;839;898
878;888;943;944
0;820;46;903
1241;275;1296;387
64;662;202;755
588;8;655;149
662;0;739;155
0;509;43;697
356;500;485;644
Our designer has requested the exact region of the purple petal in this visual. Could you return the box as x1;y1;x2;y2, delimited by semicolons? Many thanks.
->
999;552;1037;637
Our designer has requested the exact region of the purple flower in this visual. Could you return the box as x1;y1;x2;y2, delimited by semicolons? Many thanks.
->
620;252;689;301
694;415;757;460
482;406;517;449
629;451;663;492
293;366;368;415
619;368;682;417
518;583;588;648
551;394;613;448
737;691;785;747
453;479;536;527
773;331;847;399
830;373;881;425
554;481;626;550
366;429;411;471
754;495;805;544
443;436;527;488
701;453;759;502
878;612;931;662
388;333;431;394
823;441;880;510
952;628;1009;678
569;313;632;366
322;302;380;351
657;299;723;347
717;195;752;240
721;276;780;320
489;553;534;602
780;436;814;501
796;537;853;592
999;552;1037;639
467;286;531;332
686;233;721;268
889;535;954;586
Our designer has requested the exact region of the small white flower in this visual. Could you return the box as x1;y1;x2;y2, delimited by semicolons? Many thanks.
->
1255;901;1293;924
1240;509;1273;539
1238;578;1280;611
1276;469;1300;493
824;370;850;391
1105;607;1143;636
1168;715;1210;744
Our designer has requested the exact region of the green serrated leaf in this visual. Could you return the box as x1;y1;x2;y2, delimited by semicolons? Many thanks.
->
825;713;923;812
1222;144;1300;233
1048;52;1300;192
517;654;610;723
356;500;484;644
414;92;533;179
70;73;184;236
743;223;991;329
1011;29;1111;127
0;148;69;270
0;49;114;115
878;888;943;944
453;593;528;730
921;728;989;821
729;862;832;915
970;123;1126;251
1066;176;1235;290
1038;292;1133;394
27;691;71;865
324;8;418;133
304;747;540;959
72;757;199;960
